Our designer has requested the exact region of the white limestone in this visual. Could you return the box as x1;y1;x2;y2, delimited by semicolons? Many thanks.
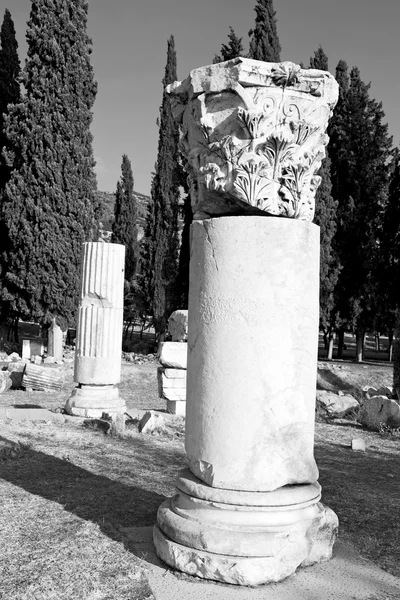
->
48;321;63;361
158;342;187;369
154;59;339;586
358;395;400;431
167;58;339;221
166;399;186;416
168;310;188;342
65;242;126;418
186;217;319;492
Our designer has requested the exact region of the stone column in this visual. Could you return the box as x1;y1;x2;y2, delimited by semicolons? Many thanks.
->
153;58;339;585
48;321;63;362
65;242;126;418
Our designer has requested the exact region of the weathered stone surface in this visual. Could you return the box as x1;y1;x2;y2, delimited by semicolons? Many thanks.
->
166;399;186;416
74;242;125;385
158;342;187;370
7;361;26;388
0;371;12;394
22;363;63;391
44;357;56;364
351;438;366;452
154;499;338;586
158;367;187;404
167;58;338;221
32;355;42;365
21;340;31;360
186;217;320;491
316;391;359;419
48;322;63;361
65;385;125;418
358;396;400;431
0;407;64;423
168;310;188;342
138;410;164;434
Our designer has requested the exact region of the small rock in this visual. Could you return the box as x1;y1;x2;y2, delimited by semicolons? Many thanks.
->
32;355;43;365
138;410;164;434
8;352;21;362
316;391;359;419
44;356;56;364
351;438;366;452
359;396;400;431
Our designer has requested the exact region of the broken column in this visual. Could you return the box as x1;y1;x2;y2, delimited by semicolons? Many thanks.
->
47;321;63;362
154;58;339;585
65;242;126;418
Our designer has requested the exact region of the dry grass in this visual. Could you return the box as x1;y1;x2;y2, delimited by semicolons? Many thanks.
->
0;355;399;598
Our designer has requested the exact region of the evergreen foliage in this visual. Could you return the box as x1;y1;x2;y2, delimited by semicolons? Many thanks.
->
248;0;281;62
328;61;393;357
213;27;244;64
0;9;20;194
308;48;340;343
0;0;98;330
139;36;181;340
112;154;138;281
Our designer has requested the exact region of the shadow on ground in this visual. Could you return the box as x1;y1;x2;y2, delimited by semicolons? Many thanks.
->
0;432;177;556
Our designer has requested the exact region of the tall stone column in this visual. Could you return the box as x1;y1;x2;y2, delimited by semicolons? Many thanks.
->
65;242;126;418
153;58;340;585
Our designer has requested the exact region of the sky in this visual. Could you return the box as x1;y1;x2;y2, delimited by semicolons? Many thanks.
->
2;0;400;196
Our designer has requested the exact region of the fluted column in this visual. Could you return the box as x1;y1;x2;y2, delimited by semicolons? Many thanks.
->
65;242;126;418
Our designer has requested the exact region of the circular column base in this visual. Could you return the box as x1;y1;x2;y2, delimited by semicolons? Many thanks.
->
64;384;126;418
154;469;338;586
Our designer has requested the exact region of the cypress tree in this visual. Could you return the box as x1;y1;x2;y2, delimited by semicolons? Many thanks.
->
248;0;281;62
309;47;340;358
111;154;138;281
213;27;245;64
378;149;400;360
0;0;98;330
140;36;181;342
329;62;392;360
0;8;20;194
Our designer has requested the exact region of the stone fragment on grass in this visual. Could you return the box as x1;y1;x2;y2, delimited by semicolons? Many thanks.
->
138;410;164;434
7;361;27;388
0;371;12;394
358;396;400;431
316;390;359;419
351;438;366;452
22;363;63;391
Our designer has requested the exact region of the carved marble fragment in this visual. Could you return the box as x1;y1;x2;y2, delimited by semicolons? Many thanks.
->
167;58;339;221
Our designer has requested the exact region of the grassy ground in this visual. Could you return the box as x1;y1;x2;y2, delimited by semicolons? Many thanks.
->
0;348;399;598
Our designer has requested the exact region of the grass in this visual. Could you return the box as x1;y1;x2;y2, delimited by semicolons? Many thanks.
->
0;349;399;597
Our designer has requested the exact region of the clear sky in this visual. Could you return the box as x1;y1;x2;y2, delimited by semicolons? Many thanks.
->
2;0;399;195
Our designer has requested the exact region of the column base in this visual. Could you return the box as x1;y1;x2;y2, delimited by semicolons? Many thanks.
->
64;384;126;418
154;469;338;586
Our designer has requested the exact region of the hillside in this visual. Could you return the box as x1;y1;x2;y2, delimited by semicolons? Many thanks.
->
95;190;149;240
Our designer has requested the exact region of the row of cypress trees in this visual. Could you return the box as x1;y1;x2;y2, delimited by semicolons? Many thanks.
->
209;1;400;361
0;0;399;357
0;1;98;335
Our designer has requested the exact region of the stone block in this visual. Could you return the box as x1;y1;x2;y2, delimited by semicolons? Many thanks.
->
138;410;164;434
158;342;187;369
316;391;359;419
64;384;125;418
22;340;31;360
168;310;188;342
7;361;26;388
351;438;366;452
166;399;186;416
0;371;12;394
359;396;400;431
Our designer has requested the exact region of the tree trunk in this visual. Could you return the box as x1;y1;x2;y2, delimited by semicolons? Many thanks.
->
356;329;365;363
375;332;380;352
322;329;329;350
327;331;335;360
388;331;394;362
337;329;345;359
